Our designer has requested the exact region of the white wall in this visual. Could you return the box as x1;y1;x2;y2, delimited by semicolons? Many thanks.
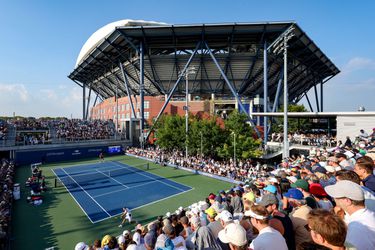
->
336;115;375;142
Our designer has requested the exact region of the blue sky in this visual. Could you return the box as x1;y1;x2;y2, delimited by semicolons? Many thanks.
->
0;0;374;118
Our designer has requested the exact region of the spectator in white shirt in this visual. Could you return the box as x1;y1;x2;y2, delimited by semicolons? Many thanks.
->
325;180;375;249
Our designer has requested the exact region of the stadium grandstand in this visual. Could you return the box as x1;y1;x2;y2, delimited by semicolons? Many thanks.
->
3;20;375;250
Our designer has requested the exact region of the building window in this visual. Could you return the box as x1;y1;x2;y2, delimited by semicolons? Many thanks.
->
144;112;149;119
122;104;125;111
144;101;150;109
126;113;130;118
122;114;125;119
126;104;130;110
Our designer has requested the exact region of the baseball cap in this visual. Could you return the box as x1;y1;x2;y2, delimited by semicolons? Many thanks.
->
123;230;130;237
75;242;89;250
263;185;277;194
283;188;304;200
218;223;247;247
208;194;216;200
215;210;233;222
291;179;309;192
258;194;278;207
324;180;364;201
313;166;327;174
309;183;327;197
205;207;217;218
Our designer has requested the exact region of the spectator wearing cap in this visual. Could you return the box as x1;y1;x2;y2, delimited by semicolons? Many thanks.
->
327;156;342;172
259;194;296;250
291;179;318;209
309;183;333;211
186;216;222;250
335;169;375;212
205;207;223;238
283;188;313;247
325;180;375;249
335;153;353;171
245;204;288;250
307;209;352;250
354;161;375;192
75;242;90;250
218;223;248;250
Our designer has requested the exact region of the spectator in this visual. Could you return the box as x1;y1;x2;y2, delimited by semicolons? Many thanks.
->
283;188;313;247
259;193;296;250
163;223;186;250
325;180;375;249
308;183;333;211
245;204;288;250
291;179;318;209
218;223;248;250
354;161;375;192
335;169;375;212
307;209;351;250
75;242;90;250
205;207;223;238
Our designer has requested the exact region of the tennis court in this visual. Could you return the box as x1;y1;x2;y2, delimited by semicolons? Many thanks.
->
52;161;192;223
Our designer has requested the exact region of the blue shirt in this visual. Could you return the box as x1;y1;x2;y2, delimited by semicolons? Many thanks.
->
363;174;375;192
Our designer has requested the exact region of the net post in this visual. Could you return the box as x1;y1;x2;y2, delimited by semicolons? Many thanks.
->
54;178;57;188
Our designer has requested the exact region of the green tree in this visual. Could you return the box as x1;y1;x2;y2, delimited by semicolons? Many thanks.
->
154;114;185;151
217;110;263;159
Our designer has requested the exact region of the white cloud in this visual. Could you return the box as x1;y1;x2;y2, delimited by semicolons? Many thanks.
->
0;83;29;102
341;57;375;74
40;89;58;100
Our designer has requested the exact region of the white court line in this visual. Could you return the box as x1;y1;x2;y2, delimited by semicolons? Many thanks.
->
114;160;193;190
92;187;194;224
52;168;95;224
93;179;159;198
110;161;188;192
95;169;129;188
60;168;111;218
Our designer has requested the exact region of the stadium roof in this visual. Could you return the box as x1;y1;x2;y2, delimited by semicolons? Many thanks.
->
69;20;340;103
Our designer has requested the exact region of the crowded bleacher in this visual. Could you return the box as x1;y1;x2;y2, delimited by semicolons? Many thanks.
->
72;129;375;250
0;120;7;141
1;118;116;146
0;159;14;249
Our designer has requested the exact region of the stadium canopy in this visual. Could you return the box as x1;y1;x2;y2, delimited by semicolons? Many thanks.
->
69;20;339;102
69;19;340;142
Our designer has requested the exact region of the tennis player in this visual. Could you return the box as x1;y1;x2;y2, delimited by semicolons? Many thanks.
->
119;207;132;227
99;152;104;162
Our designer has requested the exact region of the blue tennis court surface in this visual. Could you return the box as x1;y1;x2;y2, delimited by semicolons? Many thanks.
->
52;161;192;223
